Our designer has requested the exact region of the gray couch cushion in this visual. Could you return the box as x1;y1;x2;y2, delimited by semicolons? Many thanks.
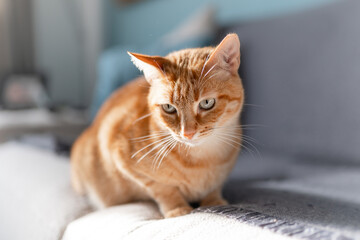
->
222;0;360;162
224;151;360;238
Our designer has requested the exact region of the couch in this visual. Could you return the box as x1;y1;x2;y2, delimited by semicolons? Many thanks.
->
1;0;360;239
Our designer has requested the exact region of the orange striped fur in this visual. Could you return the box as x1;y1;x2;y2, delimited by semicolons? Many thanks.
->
71;34;244;218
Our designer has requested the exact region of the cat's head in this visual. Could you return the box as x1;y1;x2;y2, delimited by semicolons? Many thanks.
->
129;34;244;146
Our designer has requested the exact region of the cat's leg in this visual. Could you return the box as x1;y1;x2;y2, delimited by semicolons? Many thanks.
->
111;138;192;218
143;181;193;218
117;169;192;217
87;172;134;209
200;188;228;207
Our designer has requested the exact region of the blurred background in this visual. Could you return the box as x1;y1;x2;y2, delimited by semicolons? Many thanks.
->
0;0;336;108
0;0;338;149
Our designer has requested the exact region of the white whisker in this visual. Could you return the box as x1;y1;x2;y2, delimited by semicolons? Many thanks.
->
152;138;174;170
216;134;242;147
241;135;259;144
132;136;171;160
198;53;210;81
136;137;172;163
218;126;262;158
215;135;239;150
201;63;218;82
133;113;153;124
240;138;263;161
243;103;264;108
217;131;262;161
131;131;169;140
199;71;221;90
156;139;177;170
217;132;242;141
151;139;172;170
131;132;170;142
216;133;256;158
214;124;265;129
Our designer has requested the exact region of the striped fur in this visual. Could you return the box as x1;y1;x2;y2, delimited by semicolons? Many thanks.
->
71;34;244;218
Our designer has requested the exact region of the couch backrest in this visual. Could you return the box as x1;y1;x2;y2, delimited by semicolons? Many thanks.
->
222;0;360;162
105;0;335;46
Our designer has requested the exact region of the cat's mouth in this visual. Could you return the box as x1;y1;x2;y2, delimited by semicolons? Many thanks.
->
172;135;204;147
181;139;199;146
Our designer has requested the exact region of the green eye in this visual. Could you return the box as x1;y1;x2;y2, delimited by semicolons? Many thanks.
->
199;98;215;110
162;104;177;113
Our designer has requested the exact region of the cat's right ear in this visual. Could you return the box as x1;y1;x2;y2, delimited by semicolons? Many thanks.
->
128;52;169;84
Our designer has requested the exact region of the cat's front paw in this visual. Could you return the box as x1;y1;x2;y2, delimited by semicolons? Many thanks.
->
200;198;228;207
164;206;193;218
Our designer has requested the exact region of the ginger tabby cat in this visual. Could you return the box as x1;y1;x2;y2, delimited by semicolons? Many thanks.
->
71;34;244;218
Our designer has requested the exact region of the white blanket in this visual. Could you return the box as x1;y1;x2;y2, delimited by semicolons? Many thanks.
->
0;142;89;240
0;142;292;240
63;202;291;240
1;142;358;240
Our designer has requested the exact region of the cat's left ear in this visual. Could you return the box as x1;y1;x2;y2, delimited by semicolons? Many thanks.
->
204;33;240;75
128;52;169;84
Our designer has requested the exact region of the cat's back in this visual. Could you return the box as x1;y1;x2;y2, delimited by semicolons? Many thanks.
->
92;77;149;130
71;77;149;194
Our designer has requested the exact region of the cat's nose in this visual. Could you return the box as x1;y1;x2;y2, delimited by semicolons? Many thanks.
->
183;130;196;140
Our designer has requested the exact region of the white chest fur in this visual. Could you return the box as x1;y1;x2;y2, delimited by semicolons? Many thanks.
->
174;139;238;202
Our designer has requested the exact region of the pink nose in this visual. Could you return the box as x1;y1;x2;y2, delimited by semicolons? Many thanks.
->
183;130;196;140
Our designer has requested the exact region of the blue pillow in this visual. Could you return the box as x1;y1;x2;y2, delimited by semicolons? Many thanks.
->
90;36;213;119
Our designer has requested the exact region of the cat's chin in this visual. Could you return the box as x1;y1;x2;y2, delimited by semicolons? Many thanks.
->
177;137;206;147
170;135;200;147
181;140;200;147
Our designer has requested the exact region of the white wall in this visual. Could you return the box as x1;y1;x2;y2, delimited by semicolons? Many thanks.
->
32;0;102;107
0;0;12;74
76;0;103;106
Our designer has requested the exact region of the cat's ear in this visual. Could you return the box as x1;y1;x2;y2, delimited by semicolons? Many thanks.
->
204;33;240;75
128;52;169;84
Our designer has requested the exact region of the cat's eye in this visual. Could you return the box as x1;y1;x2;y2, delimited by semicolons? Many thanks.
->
162;104;177;114
199;98;216;110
